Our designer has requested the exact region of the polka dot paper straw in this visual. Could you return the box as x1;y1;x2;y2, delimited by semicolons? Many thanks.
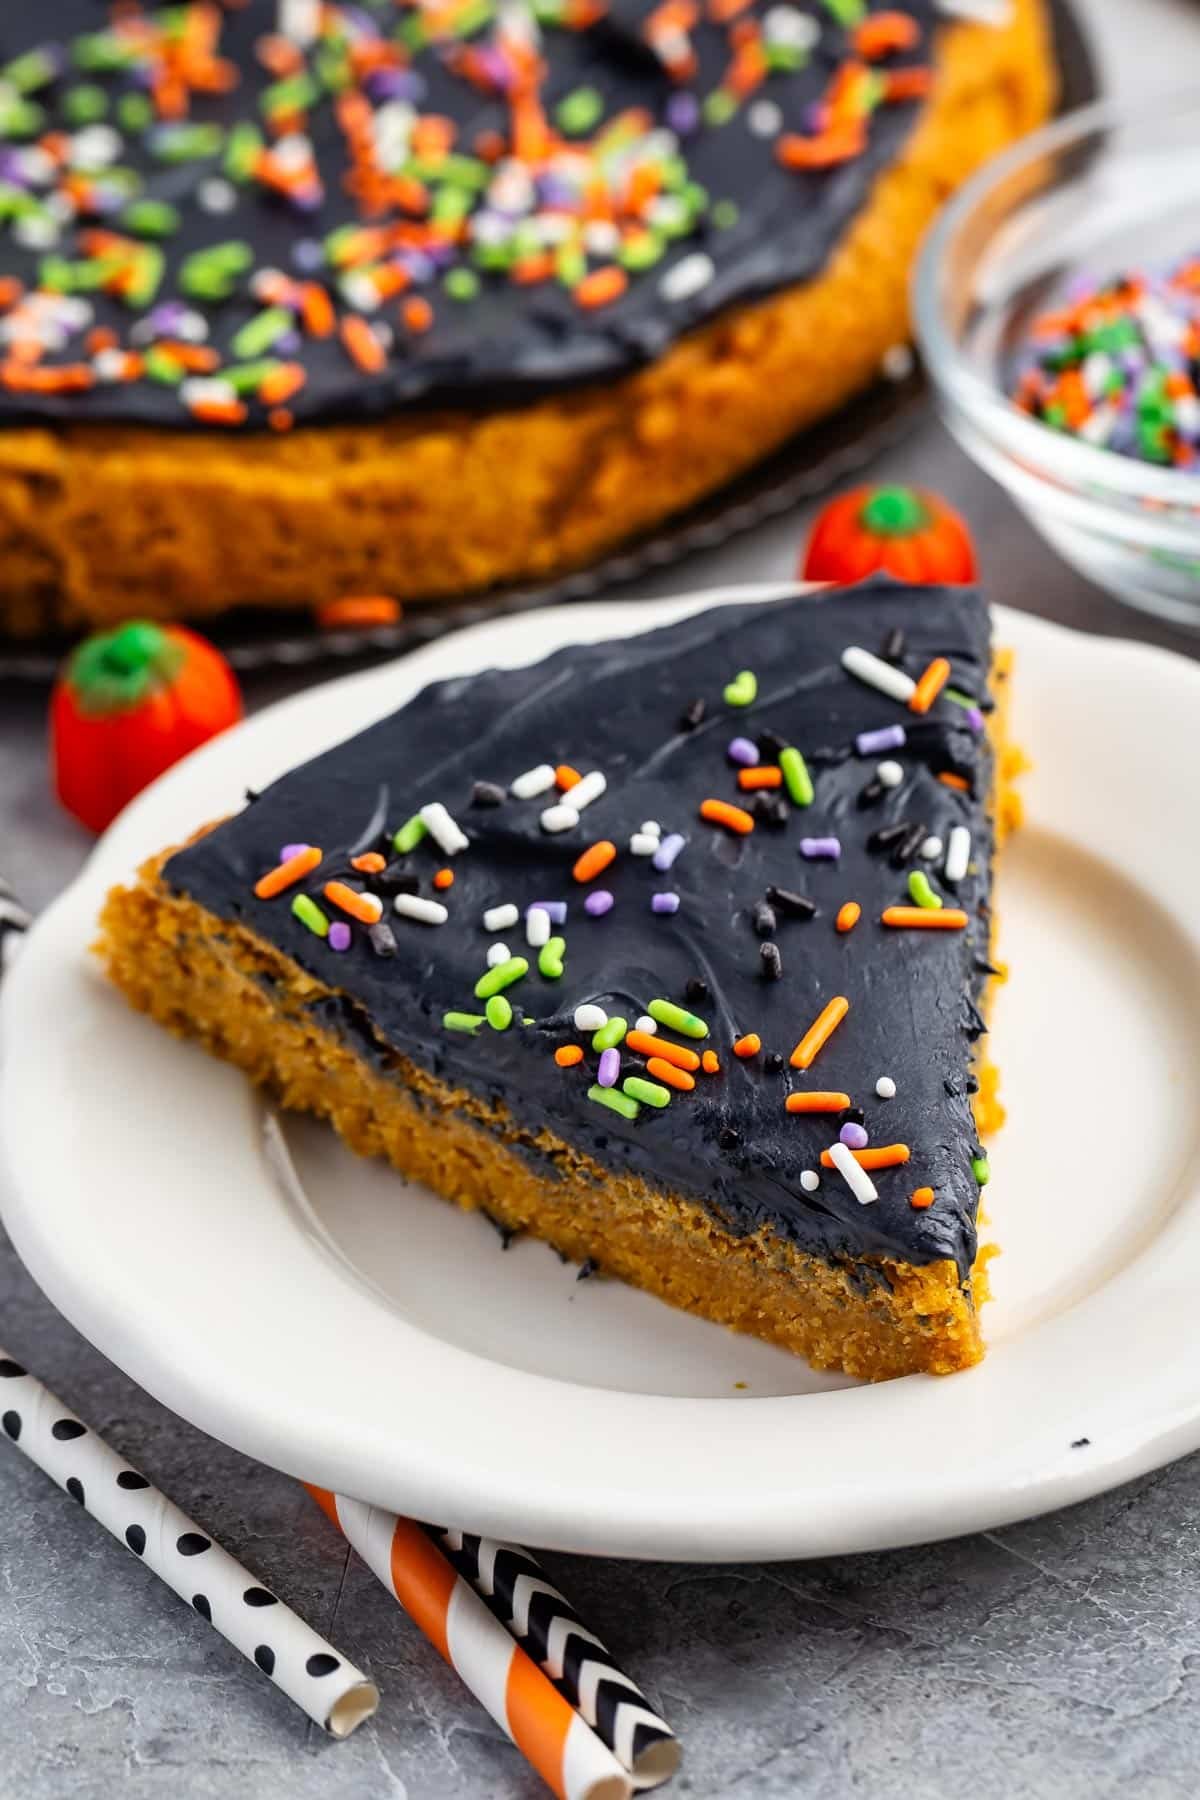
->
438;1530;679;1788
0;874;30;971
0;1352;379;1739
308;1488;634;1800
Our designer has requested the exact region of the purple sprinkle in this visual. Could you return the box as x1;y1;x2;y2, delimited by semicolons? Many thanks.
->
585;890;614;917
280;843;309;862
598;1047;621;1087
329;922;352;953
856;724;906;756
527;900;568;924
800;837;841;860
291;239;325;273
840;1121;869;1150
651;891;681;915
727;737;759;766
666;91;701;135
965;707;985;734
652;833;686;872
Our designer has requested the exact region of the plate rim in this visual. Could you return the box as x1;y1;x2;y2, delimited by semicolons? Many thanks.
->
5;585;1200;1563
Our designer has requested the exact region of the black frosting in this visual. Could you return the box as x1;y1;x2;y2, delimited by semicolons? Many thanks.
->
0;0;937;427
164;580;997;1277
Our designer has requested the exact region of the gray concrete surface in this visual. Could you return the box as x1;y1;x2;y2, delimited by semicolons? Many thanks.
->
5;2;1200;1794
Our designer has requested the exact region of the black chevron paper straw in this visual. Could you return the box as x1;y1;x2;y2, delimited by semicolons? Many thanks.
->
0;874;31;971
435;1528;680;1789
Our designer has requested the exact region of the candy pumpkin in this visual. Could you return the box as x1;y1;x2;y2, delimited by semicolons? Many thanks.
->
52;621;242;833
801;485;978;585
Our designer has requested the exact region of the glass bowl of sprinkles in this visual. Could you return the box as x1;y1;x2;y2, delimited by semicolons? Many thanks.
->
913;91;1200;626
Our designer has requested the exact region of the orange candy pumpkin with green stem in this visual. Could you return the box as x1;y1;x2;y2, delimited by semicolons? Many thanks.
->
801;485;978;585
51;621;242;833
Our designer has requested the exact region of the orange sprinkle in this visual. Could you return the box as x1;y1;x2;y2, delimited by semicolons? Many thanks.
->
573;266;628;310
646;1057;695;1092
700;798;755;835
737;767;782;790
910;1186;935;1210
255;845;321;899
835;902;861;934
258;361;306;406
733;1033;761;1059
573;839;617;883
626;1030;700;1072
433;869;454;891
776;126;864;170
315;595;402;630
790;995;849;1070
556;765;582;790
909;656;951;715
820;1144;911;1171
267;407;294;432
883;66;933;101
701;1050;721;1075
189;398;247;426
324;880;383;925
340;314;386;373
939;772;970;792
854;10;920;56
785;1091;851;1114
402;296;434;334
555;1044;585;1067
301;282;336;337
881;907;969;930
351;853;387;874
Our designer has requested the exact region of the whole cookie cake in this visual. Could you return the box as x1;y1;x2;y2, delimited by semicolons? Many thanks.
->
0;0;1054;635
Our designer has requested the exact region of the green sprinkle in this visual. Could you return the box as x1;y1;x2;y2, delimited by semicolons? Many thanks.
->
261;72;321;117
623;1077;671;1109
0;99;46;140
588;1084;640;1120
647;999;709;1040
702;88;738;127
118;92;154;133
972;1155;991;1187
432;185;473;229
779;746;814;807
443;1010;485;1033
73;32;137;73
224;121;264;183
474;956;529;1000
942;687;977;709
3;49;59;94
712;199;739;230
592;1017;627;1052
292;894;328;937
444;267;480;302
151;122;226;164
819;0;866;23
122;246;165;309
143;345;185;386
230;306;293;360
723;670;758;707
538;935;566;979
908;871;943;911
619;230;665;272
392;814;427;854
555;242;587;288
121;200;181;239
63;84;109;126
485;994;513;1031
556;86;604;134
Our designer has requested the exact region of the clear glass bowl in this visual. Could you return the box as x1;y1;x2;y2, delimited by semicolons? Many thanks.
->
913;92;1200;627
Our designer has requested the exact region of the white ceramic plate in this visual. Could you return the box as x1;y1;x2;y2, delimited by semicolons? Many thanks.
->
5;587;1200;1563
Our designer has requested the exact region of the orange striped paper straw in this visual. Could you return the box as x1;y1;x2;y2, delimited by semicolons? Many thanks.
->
307;1488;632;1800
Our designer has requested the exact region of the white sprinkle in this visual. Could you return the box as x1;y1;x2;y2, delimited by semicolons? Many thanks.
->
526;906;551;948
541;803;580;834
876;1076;897;1100
487;942;511;967
573;1003;608;1032
841;646;917;705
482;903;519;932
511;763;556;799
747;99;783;139
568;770;607;812
764;5;820;50
341;271;383;313
180;377;238;411
93;348;131;383
936;0;1011;23
881;343;915;382
829;1141;878;1206
800;1169;820;1193
919;835;944;862
279;0;322;43
419;801;469;856
945;825;972;884
583;221;620;259
198;177;238;214
70;125;122;171
659;252;715;305
636;1014;657;1035
394;894;448;926
173;309;209;344
876;760;904;789
630;832;659;857
13;215;59;250
640;821;662;837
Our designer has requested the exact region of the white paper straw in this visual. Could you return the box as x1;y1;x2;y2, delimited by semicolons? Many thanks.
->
0;1352;378;1738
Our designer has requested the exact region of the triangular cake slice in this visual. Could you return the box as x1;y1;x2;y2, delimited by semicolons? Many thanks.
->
99;581;1017;1380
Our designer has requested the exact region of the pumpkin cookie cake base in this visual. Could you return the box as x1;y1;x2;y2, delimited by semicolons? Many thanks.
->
96;583;1018;1381
0;0;1053;638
